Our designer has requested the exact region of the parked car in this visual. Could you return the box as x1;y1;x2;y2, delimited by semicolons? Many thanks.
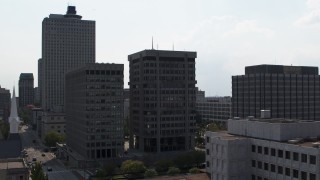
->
47;167;52;171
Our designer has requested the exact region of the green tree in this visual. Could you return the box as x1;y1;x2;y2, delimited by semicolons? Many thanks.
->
20;108;32;124
189;167;200;174
189;151;205;167
144;169;158;178
44;131;66;147
154;159;174;173
121;160;146;174
167;167;180;176
30;162;48;180
0;121;9;139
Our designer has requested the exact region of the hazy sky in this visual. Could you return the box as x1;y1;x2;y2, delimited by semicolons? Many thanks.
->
1;0;320;96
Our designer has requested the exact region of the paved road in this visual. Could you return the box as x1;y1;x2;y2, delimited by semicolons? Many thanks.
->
20;125;79;180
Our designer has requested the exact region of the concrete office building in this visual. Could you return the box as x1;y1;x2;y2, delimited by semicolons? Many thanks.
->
205;113;320;180
40;6;95;111
0;86;10;121
196;91;231;124
128;49;197;153
40;112;65;140
34;87;40;105
66;63;124;160
232;64;320;120
19;73;34;108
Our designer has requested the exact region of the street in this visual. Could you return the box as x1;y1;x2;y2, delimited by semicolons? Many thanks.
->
20;125;79;180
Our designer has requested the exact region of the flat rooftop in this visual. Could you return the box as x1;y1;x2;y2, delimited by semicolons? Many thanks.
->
0;161;25;169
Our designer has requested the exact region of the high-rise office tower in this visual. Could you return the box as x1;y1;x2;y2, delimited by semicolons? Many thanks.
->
40;6;95;111
128;49;197;153
0;86;10;121
232;64;320;120
19;73;34;108
66;63;124;160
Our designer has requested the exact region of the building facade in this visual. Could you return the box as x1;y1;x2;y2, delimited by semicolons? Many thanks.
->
232;64;320;120
196;92;231;125
66;63;124;160
0;86;10;121
205;116;320;180
128;49;197;153
19;73;34;108
40;6;95;111
0;158;29;180
40;112;65;140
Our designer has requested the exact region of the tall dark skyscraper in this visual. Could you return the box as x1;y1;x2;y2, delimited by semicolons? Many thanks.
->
40;6;95;111
19;73;34;108
232;64;320;120
66;63;124;160
0;86;10;121
128;49;197;153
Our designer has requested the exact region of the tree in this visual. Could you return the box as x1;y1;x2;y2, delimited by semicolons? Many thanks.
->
173;151;205;169
154;159;174;173
0;121;9;139
30;162;48;180
44;131;66;147
121;160;146;174
167;167;180;176
189;167;200;174
144;169;158;178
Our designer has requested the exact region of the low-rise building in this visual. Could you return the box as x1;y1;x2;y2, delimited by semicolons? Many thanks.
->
40;112;65;140
0;158;29;180
205;112;320;180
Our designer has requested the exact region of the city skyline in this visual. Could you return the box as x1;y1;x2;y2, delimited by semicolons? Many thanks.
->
1;0;320;96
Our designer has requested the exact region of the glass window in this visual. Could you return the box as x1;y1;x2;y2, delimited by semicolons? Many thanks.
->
277;166;283;174
310;155;316;165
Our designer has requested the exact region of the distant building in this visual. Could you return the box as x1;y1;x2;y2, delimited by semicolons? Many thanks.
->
124;88;129;120
19;73;34;108
0;86;10;121
205;112;320;180
40;112;65;140
196;92;231;125
34;87;40;105
32;108;43;132
66;63;124;160
128;49;197;153
40;6;95;112
0;158;29;180
232;64;320;120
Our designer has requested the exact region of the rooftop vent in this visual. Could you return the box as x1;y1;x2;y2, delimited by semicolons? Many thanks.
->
261;110;271;119
312;142;320;148
288;138;303;144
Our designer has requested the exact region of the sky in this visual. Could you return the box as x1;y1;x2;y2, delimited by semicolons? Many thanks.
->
1;0;320;96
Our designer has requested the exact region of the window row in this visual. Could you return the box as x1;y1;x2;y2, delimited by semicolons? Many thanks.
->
252;145;316;164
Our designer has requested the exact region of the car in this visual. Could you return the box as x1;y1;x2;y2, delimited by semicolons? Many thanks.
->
41;153;45;157
32;157;37;161
47;167;52;171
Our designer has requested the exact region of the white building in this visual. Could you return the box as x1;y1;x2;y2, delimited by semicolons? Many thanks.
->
196;91;231;125
205;113;320;180
8;88;20;134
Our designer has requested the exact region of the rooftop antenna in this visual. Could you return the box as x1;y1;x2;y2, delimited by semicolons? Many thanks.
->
152;37;154;50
